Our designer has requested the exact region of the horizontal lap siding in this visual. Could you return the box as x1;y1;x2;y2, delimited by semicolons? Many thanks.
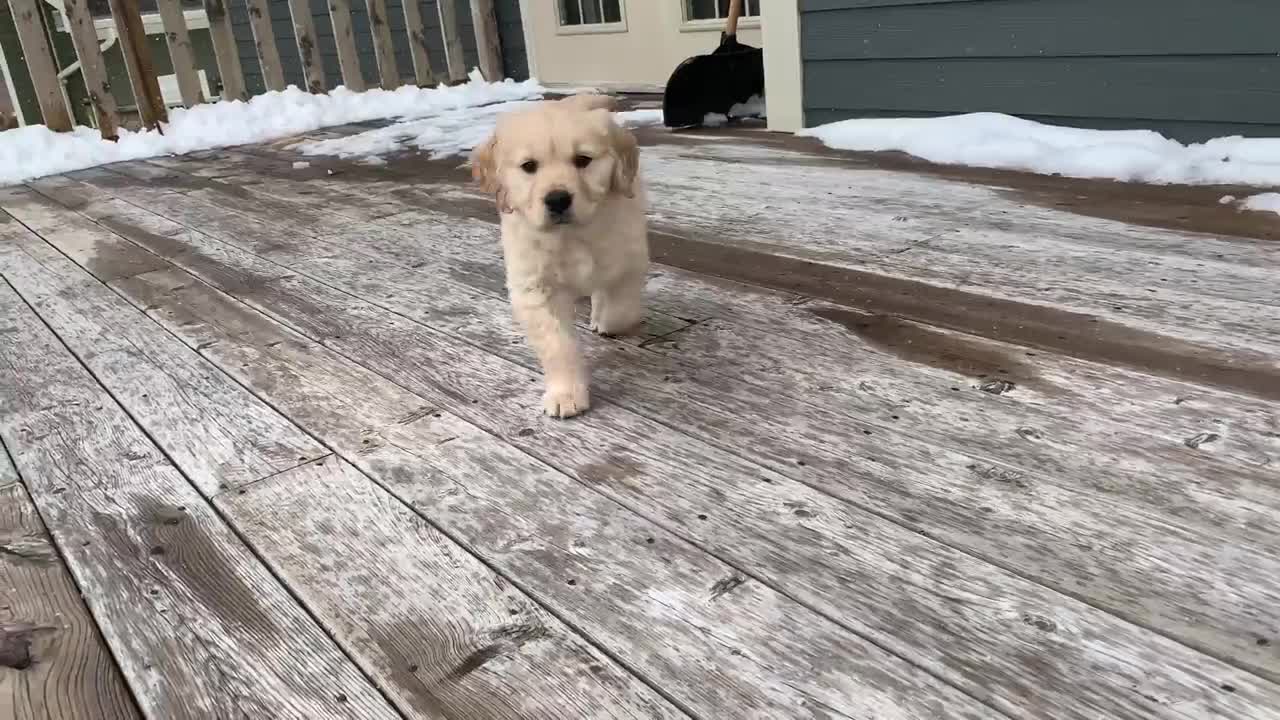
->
799;0;1280;141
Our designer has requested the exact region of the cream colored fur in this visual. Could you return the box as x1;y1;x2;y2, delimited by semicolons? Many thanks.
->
471;94;648;418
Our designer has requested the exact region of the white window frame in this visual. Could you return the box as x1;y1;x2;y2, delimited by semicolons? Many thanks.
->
680;0;761;33
555;0;628;36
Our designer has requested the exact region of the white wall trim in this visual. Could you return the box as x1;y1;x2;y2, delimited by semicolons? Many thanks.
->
761;0;803;132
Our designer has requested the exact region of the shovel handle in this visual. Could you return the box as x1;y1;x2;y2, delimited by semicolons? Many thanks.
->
725;0;743;36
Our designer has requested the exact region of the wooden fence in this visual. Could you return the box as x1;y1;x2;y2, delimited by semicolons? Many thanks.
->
6;0;505;139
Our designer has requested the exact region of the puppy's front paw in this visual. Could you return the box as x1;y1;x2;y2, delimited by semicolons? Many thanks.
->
543;380;590;419
589;311;643;337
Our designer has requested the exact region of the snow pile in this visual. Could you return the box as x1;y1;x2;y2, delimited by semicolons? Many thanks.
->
0;69;544;186
1241;193;1280;216
293;104;666;162
617;109;666;128
800;112;1280;188
729;95;766;119
700;97;765;130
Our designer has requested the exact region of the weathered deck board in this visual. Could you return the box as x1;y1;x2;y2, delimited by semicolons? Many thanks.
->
0;283;401;720
216;136;1280;394
0;192;328;494
68;165;1277;526
38;166;691;345
66;155;1279;480
641;141;1280;308
204;218;1280;684
219;457;689;719
0;462;140;720
634;274;1280;472
167;152;1274;478
158;144;1280;404
60;163;1280;622
64;206;1001;720
2;192;694;720
316;174;1280;476
39;178;1280;719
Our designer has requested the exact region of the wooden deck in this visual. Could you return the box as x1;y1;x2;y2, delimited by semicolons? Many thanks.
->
1;118;1278;720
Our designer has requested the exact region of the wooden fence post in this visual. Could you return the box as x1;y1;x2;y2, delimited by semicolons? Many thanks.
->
437;0;466;82
401;0;434;86
60;0;120;137
468;0;501;81
7;0;72;130
246;0;286;91
156;0;204;107
365;0;399;89
327;0;366;92
203;0;247;100
109;0;168;129
287;0;326;93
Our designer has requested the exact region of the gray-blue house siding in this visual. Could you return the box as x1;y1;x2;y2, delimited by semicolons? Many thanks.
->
799;0;1280;142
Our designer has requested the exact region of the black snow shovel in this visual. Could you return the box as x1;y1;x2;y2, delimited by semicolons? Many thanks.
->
662;0;766;129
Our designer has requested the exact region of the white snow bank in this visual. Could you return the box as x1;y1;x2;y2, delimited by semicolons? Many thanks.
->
1241;193;1280;216
729;95;766;119
293;104;666;162
800;112;1280;188
616;109;666;129
0;69;544;186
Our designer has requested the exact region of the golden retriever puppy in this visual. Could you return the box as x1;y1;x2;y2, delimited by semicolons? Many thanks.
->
471;95;647;418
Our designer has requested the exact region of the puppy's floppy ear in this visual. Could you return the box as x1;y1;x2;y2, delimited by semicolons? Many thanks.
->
470;133;512;213
609;121;639;197
470;133;499;193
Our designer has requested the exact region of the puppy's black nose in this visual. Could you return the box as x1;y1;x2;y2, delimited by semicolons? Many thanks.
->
544;189;573;215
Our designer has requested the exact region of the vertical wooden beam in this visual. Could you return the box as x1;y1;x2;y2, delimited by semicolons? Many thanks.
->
204;0;247;101
156;0;204;107
287;0;326;93
109;0;168;129
60;0;121;137
436;0;466;82
364;0;399;89
760;0;803;132
468;0;502;81
245;0;286;91
326;0;365;91
7;0;72;130
401;0;434;86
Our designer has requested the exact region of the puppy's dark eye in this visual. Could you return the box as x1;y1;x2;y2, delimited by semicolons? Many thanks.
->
520;160;538;174
573;155;593;169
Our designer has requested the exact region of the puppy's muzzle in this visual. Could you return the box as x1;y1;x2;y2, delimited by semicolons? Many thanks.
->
544;189;574;223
